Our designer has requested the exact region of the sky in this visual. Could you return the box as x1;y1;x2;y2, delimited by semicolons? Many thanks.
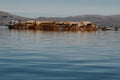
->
0;0;120;18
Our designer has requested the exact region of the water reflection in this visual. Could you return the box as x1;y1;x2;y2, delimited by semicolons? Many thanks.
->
0;26;120;80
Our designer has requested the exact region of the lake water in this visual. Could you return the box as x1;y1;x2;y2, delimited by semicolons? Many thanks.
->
0;26;120;80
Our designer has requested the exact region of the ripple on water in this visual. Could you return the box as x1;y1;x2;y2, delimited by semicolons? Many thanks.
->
0;28;120;80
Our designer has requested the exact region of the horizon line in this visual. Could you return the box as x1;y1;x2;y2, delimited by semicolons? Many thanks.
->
1;10;120;18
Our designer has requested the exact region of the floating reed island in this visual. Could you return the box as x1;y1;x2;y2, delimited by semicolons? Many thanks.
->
7;20;98;31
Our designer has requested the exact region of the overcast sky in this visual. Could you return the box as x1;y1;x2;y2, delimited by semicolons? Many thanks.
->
0;0;120;18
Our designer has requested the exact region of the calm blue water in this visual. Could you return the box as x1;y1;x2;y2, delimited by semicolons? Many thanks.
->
0;26;120;80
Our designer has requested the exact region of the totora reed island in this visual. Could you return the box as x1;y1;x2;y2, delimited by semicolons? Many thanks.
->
7;20;98;31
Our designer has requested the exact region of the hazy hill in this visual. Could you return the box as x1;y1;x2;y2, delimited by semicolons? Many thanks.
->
0;11;120;27
0;11;30;25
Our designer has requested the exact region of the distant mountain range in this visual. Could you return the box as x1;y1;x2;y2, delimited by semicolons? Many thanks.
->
0;11;120;27
0;11;30;25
